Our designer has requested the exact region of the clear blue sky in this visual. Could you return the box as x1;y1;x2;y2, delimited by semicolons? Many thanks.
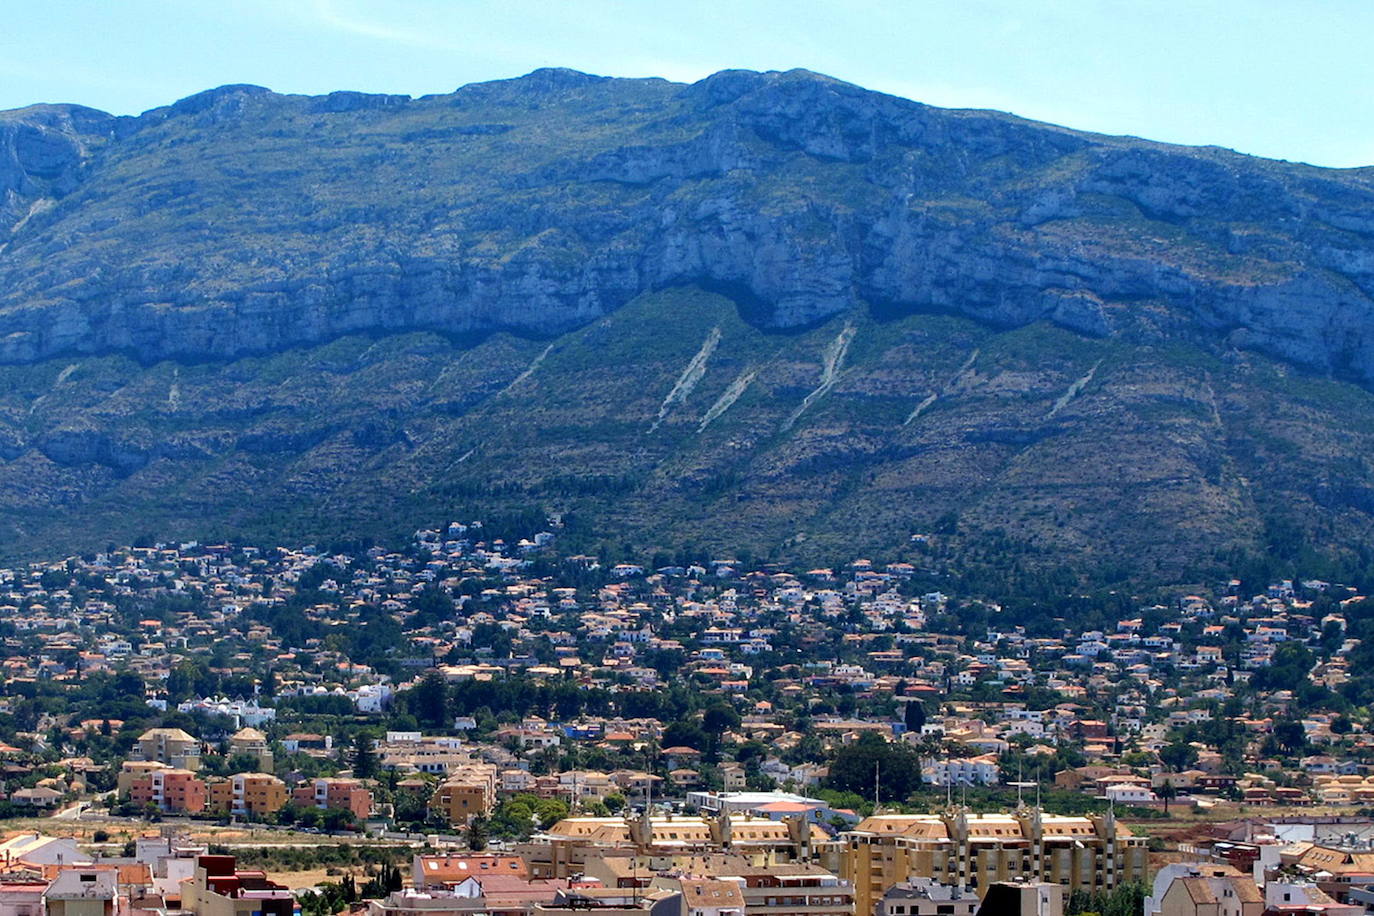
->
3;0;1371;168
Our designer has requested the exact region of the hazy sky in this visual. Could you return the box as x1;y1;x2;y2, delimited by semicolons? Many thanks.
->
3;0;1371;168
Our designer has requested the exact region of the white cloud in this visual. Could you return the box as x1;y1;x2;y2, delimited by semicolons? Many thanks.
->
305;0;467;51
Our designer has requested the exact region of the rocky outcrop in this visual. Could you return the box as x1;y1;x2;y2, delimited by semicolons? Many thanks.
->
0;103;117;232
0;68;1372;385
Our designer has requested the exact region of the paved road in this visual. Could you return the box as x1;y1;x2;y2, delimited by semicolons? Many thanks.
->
51;801;91;820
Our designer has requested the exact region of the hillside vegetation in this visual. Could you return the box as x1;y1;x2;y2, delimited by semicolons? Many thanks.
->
1;69;1373;581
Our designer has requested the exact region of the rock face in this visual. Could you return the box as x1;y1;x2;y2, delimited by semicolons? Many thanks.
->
4;288;1374;581
0;68;1372;383
0;104;118;231
3;71;1374;580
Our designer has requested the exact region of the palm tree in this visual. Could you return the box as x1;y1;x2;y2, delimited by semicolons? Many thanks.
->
1158;779;1177;814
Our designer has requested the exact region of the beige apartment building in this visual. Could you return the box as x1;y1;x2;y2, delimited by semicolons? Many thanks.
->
117;761;169;795
839;807;1147;912
430;780;494;827
206;773;288;818
227;728;273;772
133;728;201;771
428;764;499;826
520;812;830;880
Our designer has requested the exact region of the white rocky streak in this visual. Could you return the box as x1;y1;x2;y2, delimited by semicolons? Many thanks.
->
499;343;554;397
904;348;981;426
1;198;54;256
699;368;758;432
651;326;721;431
782;322;856;431
1047;359;1103;419
31;362;79;414
953;348;980;379
1205;382;1224;428
903;392;938;426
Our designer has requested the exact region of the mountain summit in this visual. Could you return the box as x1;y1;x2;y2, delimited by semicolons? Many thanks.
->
1;69;1373;580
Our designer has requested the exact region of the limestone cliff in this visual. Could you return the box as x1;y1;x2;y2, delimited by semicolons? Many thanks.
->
1;69;1372;383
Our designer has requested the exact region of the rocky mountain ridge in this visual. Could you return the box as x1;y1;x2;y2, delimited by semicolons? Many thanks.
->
3;70;1374;581
2;68;1373;383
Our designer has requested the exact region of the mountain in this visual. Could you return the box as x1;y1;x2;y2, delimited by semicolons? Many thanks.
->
1;68;1373;582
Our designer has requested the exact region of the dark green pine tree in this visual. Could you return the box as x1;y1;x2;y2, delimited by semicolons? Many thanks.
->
352;733;378;780
903;699;926;733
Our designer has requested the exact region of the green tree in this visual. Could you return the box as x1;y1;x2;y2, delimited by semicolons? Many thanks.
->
903;700;926;734
408;671;449;729
351;733;378;781
662;720;708;751
467;814;489;852
825;732;922;802
1271;718;1308;757
702;702;741;760
1251;642;1314;693
1158;741;1198;773
703;703;741;736
1066;882;1147;916
322;806;357;832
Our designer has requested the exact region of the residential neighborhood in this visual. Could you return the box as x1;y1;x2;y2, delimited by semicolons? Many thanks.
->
0;522;1370;914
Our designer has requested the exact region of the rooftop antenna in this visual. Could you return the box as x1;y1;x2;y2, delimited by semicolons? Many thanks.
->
1017;760;1025;806
874;763;881;814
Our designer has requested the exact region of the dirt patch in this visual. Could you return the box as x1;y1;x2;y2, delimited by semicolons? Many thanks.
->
265;868;335;891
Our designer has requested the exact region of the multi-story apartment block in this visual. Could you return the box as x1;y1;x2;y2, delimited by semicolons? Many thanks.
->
132;728;201;771
519;813;827;880
429;777;495;828
840;808;1147;912
919;755;1001;788
291;778;372;820
128;768;207;814
227;728;273;773
207;773;287;819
